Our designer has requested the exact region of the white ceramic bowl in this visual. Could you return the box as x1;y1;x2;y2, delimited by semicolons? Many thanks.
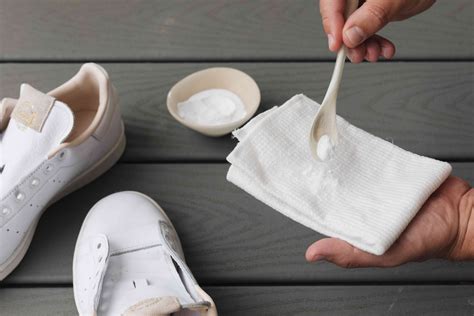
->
167;67;261;137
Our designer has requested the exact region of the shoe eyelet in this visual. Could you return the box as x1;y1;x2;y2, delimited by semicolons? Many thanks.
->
30;178;40;188
1;206;11;216
44;164;54;174
15;191;25;202
58;150;66;161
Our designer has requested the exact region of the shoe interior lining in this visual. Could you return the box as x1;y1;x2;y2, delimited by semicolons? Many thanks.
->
52;70;100;143
98;246;197;315
172;259;209;316
172;258;202;302
66;110;96;141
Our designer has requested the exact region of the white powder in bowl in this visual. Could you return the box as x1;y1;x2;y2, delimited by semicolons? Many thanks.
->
177;89;247;126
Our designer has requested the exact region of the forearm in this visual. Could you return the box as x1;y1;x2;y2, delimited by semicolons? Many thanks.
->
449;187;474;260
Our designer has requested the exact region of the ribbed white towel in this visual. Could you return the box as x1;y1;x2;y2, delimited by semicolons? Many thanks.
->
227;94;451;255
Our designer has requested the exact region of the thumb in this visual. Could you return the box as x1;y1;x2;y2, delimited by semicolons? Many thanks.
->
342;1;394;48
305;238;395;268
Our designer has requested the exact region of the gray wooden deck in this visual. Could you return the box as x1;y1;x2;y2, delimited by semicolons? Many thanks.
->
0;1;473;315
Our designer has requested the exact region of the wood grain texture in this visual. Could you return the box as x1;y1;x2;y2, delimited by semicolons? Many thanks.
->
0;0;472;60
3;163;473;285
1;286;474;316
1;62;472;161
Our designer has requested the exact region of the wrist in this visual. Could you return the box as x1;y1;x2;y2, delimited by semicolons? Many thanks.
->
448;188;474;260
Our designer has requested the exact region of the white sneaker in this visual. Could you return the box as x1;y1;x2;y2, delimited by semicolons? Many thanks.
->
0;63;125;280
73;191;217;316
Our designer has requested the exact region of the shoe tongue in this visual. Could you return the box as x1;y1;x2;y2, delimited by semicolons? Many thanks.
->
0;84;74;194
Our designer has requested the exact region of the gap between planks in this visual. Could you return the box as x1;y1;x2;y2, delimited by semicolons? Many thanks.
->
3;280;474;289
1;59;473;64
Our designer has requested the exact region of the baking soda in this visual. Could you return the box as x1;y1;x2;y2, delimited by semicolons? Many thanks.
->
316;134;335;161
177;89;246;126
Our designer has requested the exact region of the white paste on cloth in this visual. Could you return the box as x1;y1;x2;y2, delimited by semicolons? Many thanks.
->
177;89;246;126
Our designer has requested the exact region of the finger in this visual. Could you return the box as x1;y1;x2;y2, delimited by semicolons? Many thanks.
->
346;44;366;63
320;0;346;52
343;0;395;48
373;34;396;59
434;176;471;199
306;238;399;268
364;37;381;62
393;0;436;21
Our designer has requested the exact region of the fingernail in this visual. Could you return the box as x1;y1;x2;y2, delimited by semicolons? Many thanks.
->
344;26;366;46
327;34;335;51
381;46;391;59
312;254;325;261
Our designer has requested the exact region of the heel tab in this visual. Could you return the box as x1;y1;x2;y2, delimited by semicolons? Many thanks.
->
80;63;110;81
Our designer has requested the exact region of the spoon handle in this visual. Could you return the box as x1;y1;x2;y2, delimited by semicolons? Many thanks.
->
344;0;359;20
321;46;347;106
321;0;358;106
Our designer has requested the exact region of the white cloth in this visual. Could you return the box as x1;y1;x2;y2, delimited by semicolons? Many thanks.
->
226;94;451;255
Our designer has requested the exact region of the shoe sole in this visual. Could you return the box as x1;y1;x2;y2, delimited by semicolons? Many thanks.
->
0;124;126;281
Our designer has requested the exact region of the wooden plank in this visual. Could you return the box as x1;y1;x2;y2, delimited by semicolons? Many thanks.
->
3;163;473;285
0;0;472;60
0;288;76;316
1;62;473;161
1;286;474;315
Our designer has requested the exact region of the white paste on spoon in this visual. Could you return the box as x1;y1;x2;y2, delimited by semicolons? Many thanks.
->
316;134;335;161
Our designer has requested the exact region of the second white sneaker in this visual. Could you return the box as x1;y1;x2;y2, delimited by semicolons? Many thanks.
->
73;191;217;315
0;63;125;280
